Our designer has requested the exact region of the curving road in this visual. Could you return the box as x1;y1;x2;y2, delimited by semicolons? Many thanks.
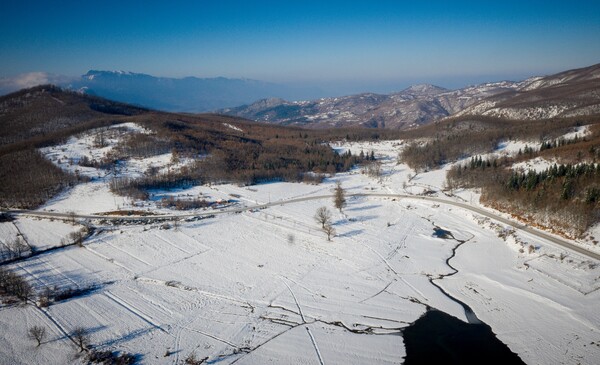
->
4;193;599;261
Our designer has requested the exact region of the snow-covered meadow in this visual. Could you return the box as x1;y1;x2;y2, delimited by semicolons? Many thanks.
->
1;125;599;364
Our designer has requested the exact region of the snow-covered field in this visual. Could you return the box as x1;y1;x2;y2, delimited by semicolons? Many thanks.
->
1;125;599;364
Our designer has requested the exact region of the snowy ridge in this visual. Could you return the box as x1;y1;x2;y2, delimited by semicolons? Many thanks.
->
456;63;600;120
223;63;600;128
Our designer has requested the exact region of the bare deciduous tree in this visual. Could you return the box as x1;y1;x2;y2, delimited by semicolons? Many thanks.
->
68;211;77;226
365;160;382;178
8;237;28;258
323;224;336;241
185;352;209;364
28;326;46;347
39;286;55;307
0;267;33;302
69;230;86;247
334;182;346;212
93;129;107;148
72;327;89;352
314;206;332;228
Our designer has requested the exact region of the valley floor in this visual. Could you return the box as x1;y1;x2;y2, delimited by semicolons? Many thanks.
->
1;129;599;364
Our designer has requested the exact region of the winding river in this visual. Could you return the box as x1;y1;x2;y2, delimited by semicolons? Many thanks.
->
402;227;525;364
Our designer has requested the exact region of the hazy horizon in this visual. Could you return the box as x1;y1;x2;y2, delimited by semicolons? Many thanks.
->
0;68;559;99
1;1;599;97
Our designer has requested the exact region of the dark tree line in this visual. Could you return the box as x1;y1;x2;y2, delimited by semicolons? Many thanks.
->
400;134;501;172
447;158;600;236
539;135;588;152
399;116;594;172
158;196;211;210
0;149;78;208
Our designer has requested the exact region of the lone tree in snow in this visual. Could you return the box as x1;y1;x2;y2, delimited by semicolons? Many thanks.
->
185;352;209;364
334;182;346;212
314;206;332;228
72;327;90;352
28;326;46;347
323;224;336;241
365;160;382;179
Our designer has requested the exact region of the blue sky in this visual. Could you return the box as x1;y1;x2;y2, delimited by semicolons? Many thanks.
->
1;0;599;92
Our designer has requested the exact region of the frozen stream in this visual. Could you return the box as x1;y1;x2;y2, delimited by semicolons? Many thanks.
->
401;226;525;364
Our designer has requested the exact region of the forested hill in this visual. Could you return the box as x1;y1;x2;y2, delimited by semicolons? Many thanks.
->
0;85;398;209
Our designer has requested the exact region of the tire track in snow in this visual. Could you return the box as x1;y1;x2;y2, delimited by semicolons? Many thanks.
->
174;316;199;365
305;326;325;365
180;326;239;348
229;323;303;364
399;277;428;302
176;230;211;251
152;232;192;255
15;261;49;288
280;275;324;300
359;279;397;304
83;243;134;274
135;276;257;309
283;280;325;365
32;304;80;351
140;248;210;276
104;291;167;333
389;222;412;255
128;287;174;317
282;281;306;323
356;242;399;276
242;210;321;239
102;241;153;268
42;257;82;289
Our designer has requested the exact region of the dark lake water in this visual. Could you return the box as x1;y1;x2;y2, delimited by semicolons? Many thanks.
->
402;309;525;365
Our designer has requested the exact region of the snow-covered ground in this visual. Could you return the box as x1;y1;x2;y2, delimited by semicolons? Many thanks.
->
471;125;592;174
12;217;82;252
0;217;83;261
1;125;599;364
512;157;557;172
40;123;196;183
561;125;590;140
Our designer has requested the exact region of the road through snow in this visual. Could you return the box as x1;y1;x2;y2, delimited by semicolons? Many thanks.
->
6;193;599;261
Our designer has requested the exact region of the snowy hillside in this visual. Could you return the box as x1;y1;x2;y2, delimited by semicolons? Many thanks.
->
222;63;600;129
220;81;519;129
1;124;599;364
456;63;600;120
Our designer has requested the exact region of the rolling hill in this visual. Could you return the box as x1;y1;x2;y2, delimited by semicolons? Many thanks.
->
221;63;600;129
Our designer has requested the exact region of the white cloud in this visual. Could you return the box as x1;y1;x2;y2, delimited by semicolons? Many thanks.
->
0;72;75;95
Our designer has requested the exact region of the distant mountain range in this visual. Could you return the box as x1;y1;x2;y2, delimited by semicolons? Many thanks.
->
1;64;598;128
219;82;518;129
67;71;321;112
221;63;600;129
